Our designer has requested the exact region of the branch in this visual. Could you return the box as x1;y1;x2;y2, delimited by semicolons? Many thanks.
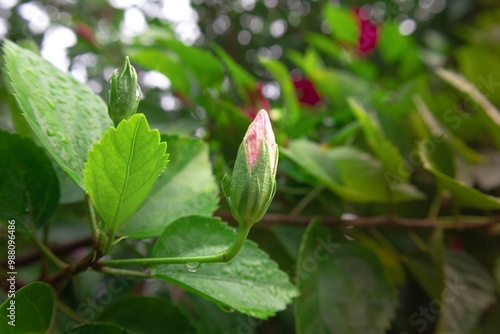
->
0;236;92;268
216;210;499;230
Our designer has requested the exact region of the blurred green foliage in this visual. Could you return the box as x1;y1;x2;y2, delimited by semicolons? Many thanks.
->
1;0;500;333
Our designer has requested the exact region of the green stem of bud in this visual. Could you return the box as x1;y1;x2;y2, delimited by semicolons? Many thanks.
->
98;224;252;267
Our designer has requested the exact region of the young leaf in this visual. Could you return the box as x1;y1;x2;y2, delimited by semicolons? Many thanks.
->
282;139;424;202
419;138;500;209
96;296;196;334
120;136;218;238
0;131;59;233
84;114;169;232
437;251;496;334
348;97;410;182
294;221;398;334
2;40;112;189
0;282;55;334
130;39;224;98
212;44;257;102
323;4;358;44
436;67;500;149
260;57;300;130
152;215;299;319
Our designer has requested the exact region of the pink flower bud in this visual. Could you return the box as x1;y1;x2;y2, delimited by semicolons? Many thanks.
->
245;110;277;173
226;109;278;226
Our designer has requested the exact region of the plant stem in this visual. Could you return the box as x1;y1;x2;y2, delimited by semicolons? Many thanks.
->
57;301;85;323
97;266;152;278
100;224;252;267
290;185;324;216
428;187;442;219
103;227;116;255
85;193;100;249
31;237;68;270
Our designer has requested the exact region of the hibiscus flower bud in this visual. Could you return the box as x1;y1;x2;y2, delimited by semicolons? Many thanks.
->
108;56;141;127
226;109;278;226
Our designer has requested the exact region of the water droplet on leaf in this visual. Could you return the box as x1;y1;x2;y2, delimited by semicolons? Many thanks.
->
218;304;234;313
185;262;201;272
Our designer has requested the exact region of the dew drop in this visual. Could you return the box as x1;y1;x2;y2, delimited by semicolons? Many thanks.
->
218;304;234;313
46;130;56;137
185;262;201;272
46;99;56;109
60;134;69;144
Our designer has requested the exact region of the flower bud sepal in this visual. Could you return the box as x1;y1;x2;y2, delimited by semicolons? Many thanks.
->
108;56;141;127
226;112;278;227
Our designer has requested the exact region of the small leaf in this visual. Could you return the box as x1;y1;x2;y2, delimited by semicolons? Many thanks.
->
152;215;298;319
282;139;424;202
96;296;196;334
2;40;112;189
437;250;496;334
413;95;485;164
0;131;59;233
419;139;500;209
84;114;169;231
120;136;218;238
436;67;500;149
0;282;55;334
348;97;410;182
323;4;358;44
260;57;300;131
130;40;224;98
212;44;257;102
294;221;398;334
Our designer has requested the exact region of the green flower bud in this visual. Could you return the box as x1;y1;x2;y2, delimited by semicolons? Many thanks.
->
108;56;141;127
226;109;278;226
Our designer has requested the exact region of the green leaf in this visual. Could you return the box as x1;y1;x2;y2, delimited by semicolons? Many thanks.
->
96;296;195;334
456;46;500;108
120;136;218;238
437;250;496;334
0;282;55;334
413;95;485;164
403;256;444;300
212;44;257;102
84;114;169;231
323;4;357;44
379;23;412;63
152;215;298;319
130;48;190;95
188;293;260;334
1;64;32;138
436;67;500;149
0;131;59;233
419;139;500;209
131;40;224;98
294;221;398;334
2;40;112;189
260;57;300;131
65;324;130;334
282;139;424;202
348;98;409;182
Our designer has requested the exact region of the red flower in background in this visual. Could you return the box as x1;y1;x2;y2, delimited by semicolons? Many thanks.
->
243;82;271;119
74;21;97;46
449;236;465;251
354;7;379;54
293;76;322;107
